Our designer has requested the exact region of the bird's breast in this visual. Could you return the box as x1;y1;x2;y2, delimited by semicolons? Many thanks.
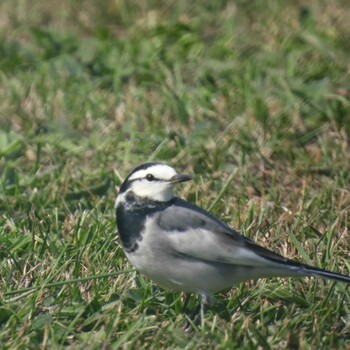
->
116;206;147;252
116;198;170;253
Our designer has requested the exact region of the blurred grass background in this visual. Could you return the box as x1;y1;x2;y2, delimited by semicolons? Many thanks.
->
0;0;350;348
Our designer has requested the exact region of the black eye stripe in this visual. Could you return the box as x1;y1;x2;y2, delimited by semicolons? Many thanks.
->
127;176;164;185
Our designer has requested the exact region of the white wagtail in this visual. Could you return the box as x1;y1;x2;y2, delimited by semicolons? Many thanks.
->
115;162;350;323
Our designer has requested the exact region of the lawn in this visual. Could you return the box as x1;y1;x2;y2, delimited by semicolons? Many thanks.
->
1;0;350;348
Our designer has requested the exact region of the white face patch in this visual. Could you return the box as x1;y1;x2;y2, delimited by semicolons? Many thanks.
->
118;164;179;203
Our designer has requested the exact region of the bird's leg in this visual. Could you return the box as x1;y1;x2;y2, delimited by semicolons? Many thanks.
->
184;293;210;328
198;293;210;328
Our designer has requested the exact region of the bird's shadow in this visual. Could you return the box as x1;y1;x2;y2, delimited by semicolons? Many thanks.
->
122;284;247;324
121;282;313;327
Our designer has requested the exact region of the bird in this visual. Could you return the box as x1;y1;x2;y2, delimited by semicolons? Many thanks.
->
115;162;350;325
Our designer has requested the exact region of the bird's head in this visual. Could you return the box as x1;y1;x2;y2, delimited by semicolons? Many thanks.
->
115;163;192;207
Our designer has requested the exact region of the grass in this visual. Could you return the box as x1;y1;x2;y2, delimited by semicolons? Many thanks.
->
1;0;350;348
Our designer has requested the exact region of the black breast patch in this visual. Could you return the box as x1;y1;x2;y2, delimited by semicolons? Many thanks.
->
116;193;171;253
116;206;146;252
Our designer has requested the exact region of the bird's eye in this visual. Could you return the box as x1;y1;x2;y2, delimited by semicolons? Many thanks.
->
146;174;155;181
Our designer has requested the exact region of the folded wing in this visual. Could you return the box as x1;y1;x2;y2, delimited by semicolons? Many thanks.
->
156;198;294;268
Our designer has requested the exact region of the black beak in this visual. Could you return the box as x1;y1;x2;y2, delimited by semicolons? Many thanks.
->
170;174;192;184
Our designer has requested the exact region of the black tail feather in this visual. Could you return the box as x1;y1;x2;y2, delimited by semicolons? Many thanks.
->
299;264;350;284
254;241;350;284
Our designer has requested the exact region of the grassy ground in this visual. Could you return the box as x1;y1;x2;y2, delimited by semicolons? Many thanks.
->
1;0;350;348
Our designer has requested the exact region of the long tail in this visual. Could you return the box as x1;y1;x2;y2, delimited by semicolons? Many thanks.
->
245;239;350;284
298;264;350;284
